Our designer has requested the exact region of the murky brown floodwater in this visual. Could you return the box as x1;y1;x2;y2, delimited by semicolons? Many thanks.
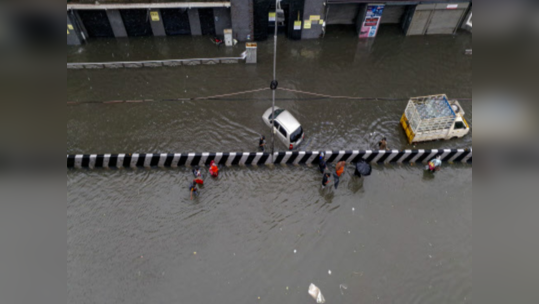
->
67;26;472;304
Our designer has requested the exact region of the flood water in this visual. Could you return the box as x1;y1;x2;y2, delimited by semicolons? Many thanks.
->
67;26;472;304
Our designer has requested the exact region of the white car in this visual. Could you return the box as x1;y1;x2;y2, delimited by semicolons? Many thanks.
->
262;107;304;150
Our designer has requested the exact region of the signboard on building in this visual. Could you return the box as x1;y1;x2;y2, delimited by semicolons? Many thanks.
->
359;4;385;38
150;11;160;22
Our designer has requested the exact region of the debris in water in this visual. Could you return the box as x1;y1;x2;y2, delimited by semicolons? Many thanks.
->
328;270;332;275
194;252;197;255
294;250;297;254
308;284;326;303
340;284;348;295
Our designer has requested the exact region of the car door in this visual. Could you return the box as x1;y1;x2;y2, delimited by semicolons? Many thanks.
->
278;125;289;146
273;121;288;145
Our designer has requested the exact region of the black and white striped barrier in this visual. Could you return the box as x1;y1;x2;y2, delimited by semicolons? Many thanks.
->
67;149;472;169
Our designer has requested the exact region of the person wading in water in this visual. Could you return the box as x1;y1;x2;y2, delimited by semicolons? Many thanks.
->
209;160;219;178
259;135;266;152
319;152;327;174
189;180;199;200
333;161;346;189
322;173;331;189
378;137;389;151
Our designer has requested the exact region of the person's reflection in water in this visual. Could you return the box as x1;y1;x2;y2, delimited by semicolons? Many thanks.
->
423;170;436;181
318;186;335;205
347;177;365;194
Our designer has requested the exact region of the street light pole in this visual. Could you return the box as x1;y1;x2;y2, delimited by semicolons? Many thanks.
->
270;0;279;162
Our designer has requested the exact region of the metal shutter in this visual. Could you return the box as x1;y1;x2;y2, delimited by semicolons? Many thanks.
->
327;4;360;25
427;10;464;34
381;5;405;24
407;10;431;36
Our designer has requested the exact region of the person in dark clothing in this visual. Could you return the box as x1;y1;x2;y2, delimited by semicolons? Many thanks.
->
319;152;327;174
378;138;389;151
322;173;331;189
189;180;199;200
259;135;266;152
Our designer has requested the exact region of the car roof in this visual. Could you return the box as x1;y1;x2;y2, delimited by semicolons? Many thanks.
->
275;110;301;132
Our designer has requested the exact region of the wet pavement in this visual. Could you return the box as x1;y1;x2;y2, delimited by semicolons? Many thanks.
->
67;25;472;304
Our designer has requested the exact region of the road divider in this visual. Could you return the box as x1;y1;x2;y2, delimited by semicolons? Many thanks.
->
67;149;472;169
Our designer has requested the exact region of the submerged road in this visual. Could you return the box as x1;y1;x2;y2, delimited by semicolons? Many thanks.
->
67;26;472;304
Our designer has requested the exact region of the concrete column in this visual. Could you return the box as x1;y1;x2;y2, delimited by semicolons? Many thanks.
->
355;4;367;37
188;8;202;36
149;9;166;37
106;9;128;38
231;0;254;42
462;9;472;32
73;11;89;40
67;15;81;46
214;8;232;37
301;0;325;39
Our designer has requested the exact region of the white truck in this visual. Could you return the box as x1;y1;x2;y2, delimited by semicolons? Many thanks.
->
400;94;470;144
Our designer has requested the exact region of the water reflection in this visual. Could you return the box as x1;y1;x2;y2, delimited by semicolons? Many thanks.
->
347;176;365;194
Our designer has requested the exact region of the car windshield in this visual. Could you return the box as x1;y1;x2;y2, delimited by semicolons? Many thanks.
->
268;109;285;120
290;126;303;143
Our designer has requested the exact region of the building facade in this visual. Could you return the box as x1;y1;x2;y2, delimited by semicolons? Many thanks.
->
67;0;472;45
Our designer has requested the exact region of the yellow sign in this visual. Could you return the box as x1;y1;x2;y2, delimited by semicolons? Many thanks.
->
269;12;276;21
304;20;312;29
294;21;302;30
68;24;74;30
150;11;160;22
67;30;70;34
310;15;320;21
319;19;324;25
